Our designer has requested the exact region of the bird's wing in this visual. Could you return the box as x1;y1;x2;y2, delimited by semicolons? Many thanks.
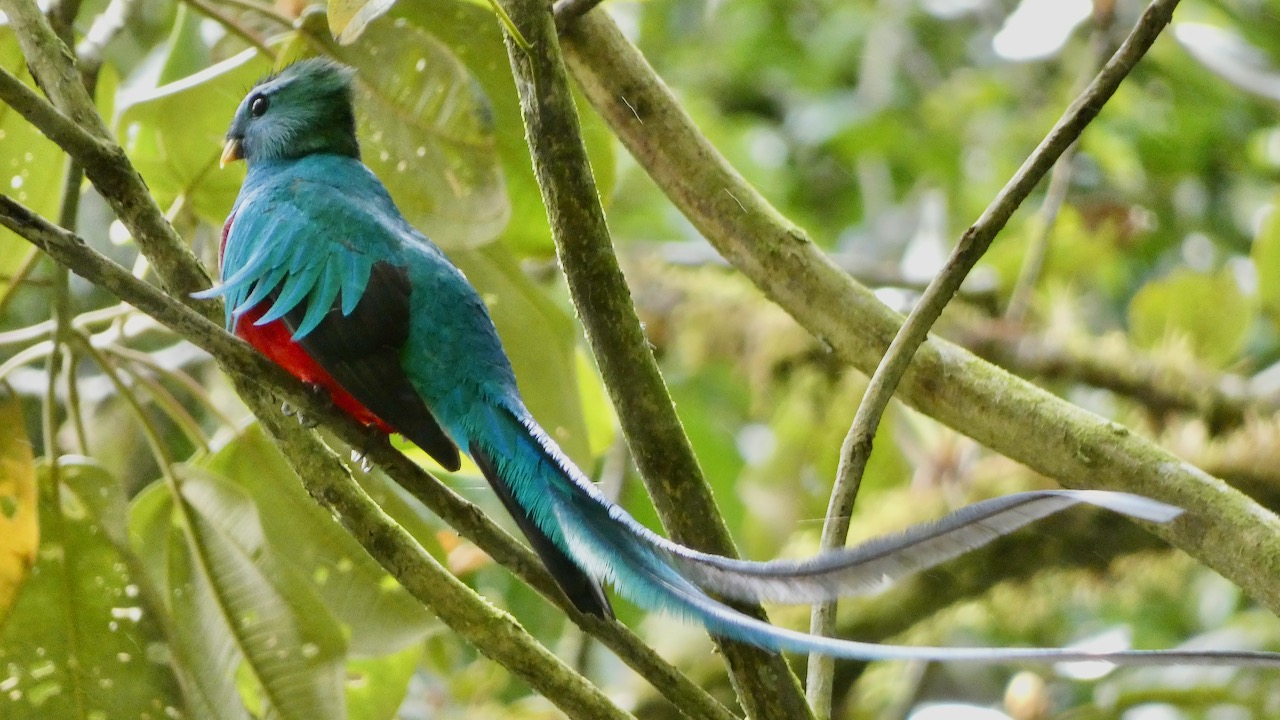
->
200;174;461;470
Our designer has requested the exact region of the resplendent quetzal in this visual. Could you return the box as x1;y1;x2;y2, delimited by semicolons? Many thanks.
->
196;58;1280;665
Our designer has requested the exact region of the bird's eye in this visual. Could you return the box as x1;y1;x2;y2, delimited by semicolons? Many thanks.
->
250;95;269;117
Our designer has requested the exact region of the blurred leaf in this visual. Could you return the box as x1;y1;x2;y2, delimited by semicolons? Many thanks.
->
0;459;183;719
181;473;347;720
0;392;36;627
131;473;347;720
116;49;273;226
328;0;397;45
1254;197;1280;324
346;643;423;720
392;0;617;256
199;425;435;656
1175;23;1280;102
158;4;213;85
300;10;509;249
0;30;68;283
129;482;240;720
1128;267;1254;368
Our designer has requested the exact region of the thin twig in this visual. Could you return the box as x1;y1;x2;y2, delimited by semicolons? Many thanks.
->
179;0;277;59
110;343;243;433
1005;11;1119;324
63;349;88;453
805;3;1181;708
211;0;296;28
0;247;42;322
75;333;181;483
111;349;213;454
1002;146;1077;324
0;302;135;346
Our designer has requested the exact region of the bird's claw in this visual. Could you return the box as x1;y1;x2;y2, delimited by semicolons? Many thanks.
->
349;448;373;473
282;384;330;428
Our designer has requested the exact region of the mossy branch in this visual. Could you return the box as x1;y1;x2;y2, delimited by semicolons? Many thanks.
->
0;4;726;714
495;0;815;716
558;4;1280;634
0;194;646;720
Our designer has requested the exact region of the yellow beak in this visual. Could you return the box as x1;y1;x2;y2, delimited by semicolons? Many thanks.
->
220;138;244;168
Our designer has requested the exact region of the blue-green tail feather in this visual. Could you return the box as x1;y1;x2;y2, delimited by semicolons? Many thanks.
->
461;401;1280;666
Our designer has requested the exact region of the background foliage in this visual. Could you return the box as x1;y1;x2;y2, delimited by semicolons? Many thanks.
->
3;0;1280;718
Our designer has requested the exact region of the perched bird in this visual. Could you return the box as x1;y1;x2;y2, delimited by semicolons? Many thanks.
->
197;58;1279;665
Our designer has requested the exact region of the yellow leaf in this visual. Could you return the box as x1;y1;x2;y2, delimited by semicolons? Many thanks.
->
326;0;396;45
0;393;37;628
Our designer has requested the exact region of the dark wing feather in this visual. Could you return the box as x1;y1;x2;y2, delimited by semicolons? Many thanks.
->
285;261;462;472
471;441;614;619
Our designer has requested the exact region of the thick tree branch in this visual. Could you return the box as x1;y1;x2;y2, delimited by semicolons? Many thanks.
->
494;0;814;712
958;322;1268;431
553;0;604;31
559;8;1280;623
0;3;733;713
0;195;735;719
495;0;813;716
0;7;736;709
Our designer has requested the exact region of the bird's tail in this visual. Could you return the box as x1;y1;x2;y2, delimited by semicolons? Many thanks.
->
467;402;1280;665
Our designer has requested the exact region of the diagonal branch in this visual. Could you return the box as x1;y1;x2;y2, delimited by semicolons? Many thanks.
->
495;0;813;716
805;2;1179;711
0;194;733;719
0;0;211;298
0;3;728;713
558;4;1280;632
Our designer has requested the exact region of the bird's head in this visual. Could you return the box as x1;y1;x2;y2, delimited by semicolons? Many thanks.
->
221;58;360;167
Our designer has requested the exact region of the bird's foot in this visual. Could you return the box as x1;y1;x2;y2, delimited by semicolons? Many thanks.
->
349;448;373;473
348;426;385;473
283;383;331;428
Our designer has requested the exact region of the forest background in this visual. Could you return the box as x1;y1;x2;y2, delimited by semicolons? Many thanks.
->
3;0;1280;718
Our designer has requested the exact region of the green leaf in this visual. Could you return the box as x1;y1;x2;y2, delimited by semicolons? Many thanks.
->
131;484;248;720
158;4;213;86
328;0;397;45
199;425;435;656
180;473;348;720
0;30;69;284
0;460;184;720
130;473;348;720
116;49;274;227
391;0;617;256
346;643;423;720
1128;267;1254;367
0;393;36;627
300;9;510;249
1253;197;1280;323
